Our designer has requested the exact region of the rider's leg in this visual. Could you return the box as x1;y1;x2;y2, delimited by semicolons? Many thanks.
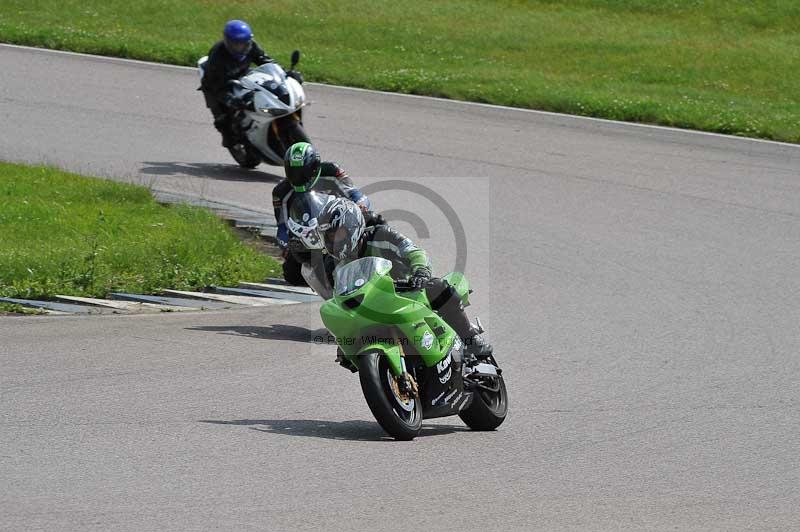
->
203;91;237;148
282;252;309;286
425;278;493;358
214;114;237;148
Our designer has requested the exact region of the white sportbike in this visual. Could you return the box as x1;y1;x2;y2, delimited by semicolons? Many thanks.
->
198;50;310;168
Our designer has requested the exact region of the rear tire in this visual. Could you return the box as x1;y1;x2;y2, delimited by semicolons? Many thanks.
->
359;351;422;441
459;375;508;431
228;144;261;169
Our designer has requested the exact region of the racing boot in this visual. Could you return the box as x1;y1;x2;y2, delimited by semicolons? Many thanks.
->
430;282;493;362
463;330;494;361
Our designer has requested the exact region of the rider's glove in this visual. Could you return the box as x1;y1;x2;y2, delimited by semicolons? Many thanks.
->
355;196;372;212
409;268;432;289
223;94;238;108
224;95;249;111
286;70;304;84
364;210;385;227
277;223;288;248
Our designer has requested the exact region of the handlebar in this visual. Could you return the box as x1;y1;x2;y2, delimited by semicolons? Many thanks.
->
394;279;421;292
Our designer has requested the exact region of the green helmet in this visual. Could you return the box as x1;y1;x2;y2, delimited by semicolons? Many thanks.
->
284;142;321;192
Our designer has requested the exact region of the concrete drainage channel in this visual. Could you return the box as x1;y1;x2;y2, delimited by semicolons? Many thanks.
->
0;281;319;315
0;189;320;315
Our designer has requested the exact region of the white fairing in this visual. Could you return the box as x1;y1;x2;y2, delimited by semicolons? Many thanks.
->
197;56;208;79
287;191;333;250
287;217;324;250
197;60;308;166
286;193;334;299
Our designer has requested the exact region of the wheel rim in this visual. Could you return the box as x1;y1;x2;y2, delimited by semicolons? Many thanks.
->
386;369;415;413
380;358;419;425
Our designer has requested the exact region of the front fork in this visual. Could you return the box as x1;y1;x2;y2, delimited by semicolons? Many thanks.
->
355;341;417;395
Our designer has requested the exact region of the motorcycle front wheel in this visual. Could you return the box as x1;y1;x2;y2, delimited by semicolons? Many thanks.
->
268;115;310;158
228;143;261;169
280;118;310;148
359;351;422;441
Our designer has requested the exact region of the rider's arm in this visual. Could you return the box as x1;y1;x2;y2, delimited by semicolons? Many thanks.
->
318;162;371;209
249;41;273;65
203;61;228;102
272;180;293;247
201;43;233;102
379;226;431;276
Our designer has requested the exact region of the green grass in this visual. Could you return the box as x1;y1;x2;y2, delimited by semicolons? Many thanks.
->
0;163;279;300
0;1;798;142
0;302;45;315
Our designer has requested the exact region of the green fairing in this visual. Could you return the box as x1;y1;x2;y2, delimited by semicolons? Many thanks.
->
443;271;470;306
320;259;462;376
359;342;404;376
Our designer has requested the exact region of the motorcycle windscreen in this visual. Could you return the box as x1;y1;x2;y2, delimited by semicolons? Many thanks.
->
253;62;286;81
239;63;293;108
333;257;392;296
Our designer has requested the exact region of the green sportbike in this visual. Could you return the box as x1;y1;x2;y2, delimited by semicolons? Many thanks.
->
320;256;508;440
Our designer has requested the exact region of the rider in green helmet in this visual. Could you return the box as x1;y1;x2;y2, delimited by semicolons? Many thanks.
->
273;142;373;285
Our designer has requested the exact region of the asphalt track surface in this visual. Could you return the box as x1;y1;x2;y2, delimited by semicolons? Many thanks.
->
2;44;800;531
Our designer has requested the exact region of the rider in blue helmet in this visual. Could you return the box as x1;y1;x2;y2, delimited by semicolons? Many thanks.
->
223;20;254;62
200;20;280;148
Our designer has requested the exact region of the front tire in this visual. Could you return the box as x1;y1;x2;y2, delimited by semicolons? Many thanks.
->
459;375;508;431
359;351;422;441
279;118;310;150
267;116;310;164
228;143;261;169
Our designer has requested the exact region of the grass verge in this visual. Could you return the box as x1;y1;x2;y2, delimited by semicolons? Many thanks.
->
0;302;45;315
0;162;279;300
0;0;798;142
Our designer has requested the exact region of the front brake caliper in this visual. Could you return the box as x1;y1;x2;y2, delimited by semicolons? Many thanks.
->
395;372;418;398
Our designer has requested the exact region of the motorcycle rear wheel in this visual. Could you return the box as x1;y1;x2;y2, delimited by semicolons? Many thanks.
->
359;351;422;441
459;375;508;431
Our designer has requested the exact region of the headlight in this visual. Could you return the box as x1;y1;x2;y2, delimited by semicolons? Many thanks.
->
261;108;288;116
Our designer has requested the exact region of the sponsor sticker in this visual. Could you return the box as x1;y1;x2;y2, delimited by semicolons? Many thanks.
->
436;354;452;384
421;331;434;350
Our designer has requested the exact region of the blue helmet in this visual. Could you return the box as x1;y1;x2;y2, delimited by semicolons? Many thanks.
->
223;20;254;62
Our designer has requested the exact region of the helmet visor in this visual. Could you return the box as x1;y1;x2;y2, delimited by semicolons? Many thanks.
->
324;226;352;259
225;38;252;57
291;167;322;192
